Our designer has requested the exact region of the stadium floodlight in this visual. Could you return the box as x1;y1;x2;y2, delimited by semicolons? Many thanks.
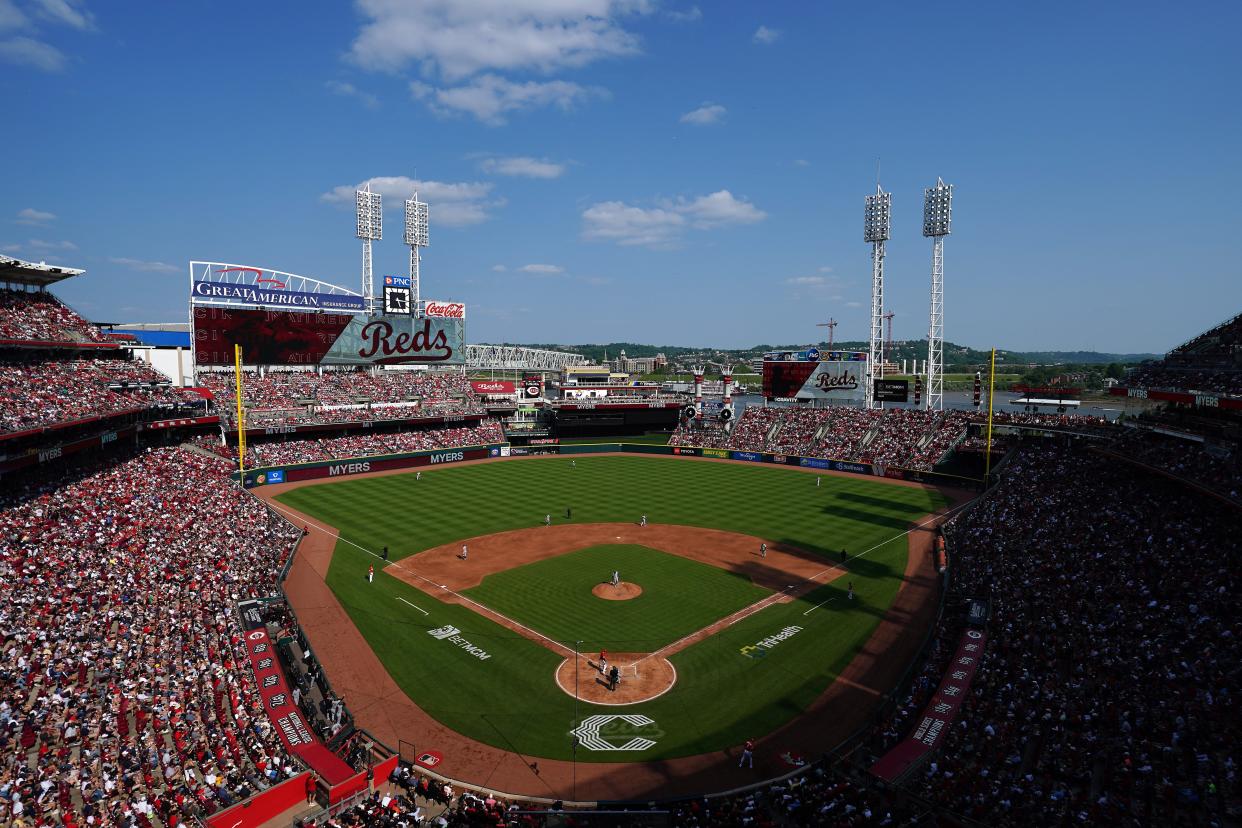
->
356;185;383;313
922;177;953;238
863;184;891;409
923;177;954;411
863;186;891;243
405;195;429;313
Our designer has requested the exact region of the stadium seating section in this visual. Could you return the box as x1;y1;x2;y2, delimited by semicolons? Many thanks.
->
0;447;302;823
1125;312;1242;396
0;288;110;345
196;370;484;428
0;358;203;435
671;407;1108;470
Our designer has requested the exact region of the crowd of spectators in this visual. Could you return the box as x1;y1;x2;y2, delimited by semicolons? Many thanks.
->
0;289;109;345
194;421;505;468
1122;313;1242;396
0;446;304;824
672;406;972;470
1111;428;1241;502
909;443;1240;825
0;358;203;434
198;370;478;411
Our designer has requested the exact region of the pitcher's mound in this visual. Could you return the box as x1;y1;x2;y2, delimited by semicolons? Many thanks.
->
592;581;642;601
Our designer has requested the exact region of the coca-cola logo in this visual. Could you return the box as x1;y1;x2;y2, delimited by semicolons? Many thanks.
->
424;301;465;319
358;319;453;363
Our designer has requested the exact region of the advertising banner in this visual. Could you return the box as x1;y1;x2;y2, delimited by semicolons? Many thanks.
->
383;275;412;315
423;300;466;319
763;354;865;401
731;451;764;462
471;380;516;395
192;279;365;312
193;306;464;366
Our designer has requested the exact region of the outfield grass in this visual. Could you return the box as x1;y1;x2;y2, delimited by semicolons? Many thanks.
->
276;456;950;762
463;544;770;651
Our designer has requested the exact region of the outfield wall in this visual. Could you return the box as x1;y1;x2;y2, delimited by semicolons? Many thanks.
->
239;440;978;489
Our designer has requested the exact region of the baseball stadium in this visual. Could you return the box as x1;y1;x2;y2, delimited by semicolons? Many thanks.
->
3;7;1240;826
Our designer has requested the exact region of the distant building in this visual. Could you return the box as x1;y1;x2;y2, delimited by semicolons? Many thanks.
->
607;350;668;374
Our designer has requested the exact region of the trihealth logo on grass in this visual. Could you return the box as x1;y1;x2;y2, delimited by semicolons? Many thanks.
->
426;624;491;660
739;625;804;659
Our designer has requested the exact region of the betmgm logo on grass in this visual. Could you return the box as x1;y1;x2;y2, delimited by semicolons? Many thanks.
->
739;625;804;660
426;624;491;661
570;715;662;752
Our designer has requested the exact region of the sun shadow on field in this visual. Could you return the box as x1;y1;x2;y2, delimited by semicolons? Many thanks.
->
834;491;935;515
819;505;915;532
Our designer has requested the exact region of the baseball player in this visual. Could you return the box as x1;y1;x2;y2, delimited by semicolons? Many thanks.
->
847;581;855;600
545;514;551;527
739;738;755;768
598;649;608;675
415;471;421;481
760;543;767;558
571;460;576;468
460;545;468;560
639;514;647;527
611;570;620;587
608;665;620;691
817;476;821;487
367;564;374;583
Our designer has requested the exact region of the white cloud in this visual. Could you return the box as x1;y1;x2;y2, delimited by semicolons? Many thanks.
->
582;189;764;248
320;175;501;227
679;102;726;126
664;6;701;22
786;275;827;287
16;207;55;225
846;301;862;308
325;80;379;109
0;1;28;32
0;35;65;71
108;257;178;274
818;265;833;273
517;263;564;274
348;0;650;80
28;238;76;250
412;74;604;125
794;159;810;167
478;155;567;178
676;190;766;228
752;25;780;45
491;264;508;272
31;0;93;30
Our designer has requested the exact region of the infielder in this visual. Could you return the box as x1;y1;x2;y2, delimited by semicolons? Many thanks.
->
760;543;767;558
545;513;551;526
610;570;620;587
639;514;647;527
460;545;468;560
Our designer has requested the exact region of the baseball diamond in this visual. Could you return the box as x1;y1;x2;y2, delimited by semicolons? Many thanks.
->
264;452;965;800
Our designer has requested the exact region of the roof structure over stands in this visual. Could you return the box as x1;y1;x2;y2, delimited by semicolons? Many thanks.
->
0;253;85;287
466;343;588;370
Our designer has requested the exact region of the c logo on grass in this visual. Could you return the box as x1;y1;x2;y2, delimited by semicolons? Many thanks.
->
427;624;461;640
570;715;660;751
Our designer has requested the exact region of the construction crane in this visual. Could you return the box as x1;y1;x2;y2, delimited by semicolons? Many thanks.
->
882;312;895;364
816;318;838;348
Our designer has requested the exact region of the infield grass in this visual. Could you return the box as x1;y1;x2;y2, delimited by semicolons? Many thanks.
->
463;544;770;651
275;456;951;764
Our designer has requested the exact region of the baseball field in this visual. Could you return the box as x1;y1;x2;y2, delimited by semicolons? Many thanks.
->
270;454;953;784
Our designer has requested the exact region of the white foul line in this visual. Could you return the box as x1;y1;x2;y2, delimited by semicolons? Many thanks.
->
803;596;836;616
398;597;429;616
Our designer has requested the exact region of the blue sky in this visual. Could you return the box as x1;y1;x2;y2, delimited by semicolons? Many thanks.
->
2;0;1239;352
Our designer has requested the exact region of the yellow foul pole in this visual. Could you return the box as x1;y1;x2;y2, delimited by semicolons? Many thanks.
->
984;347;997;484
234;344;246;478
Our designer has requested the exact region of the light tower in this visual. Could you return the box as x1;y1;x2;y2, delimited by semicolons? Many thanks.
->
404;192;429;314
882;311;895;367
922;178;954;411
355;184;383;314
863;185;891;409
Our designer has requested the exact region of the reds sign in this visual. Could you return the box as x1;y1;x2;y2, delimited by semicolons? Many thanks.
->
471;380;516;395
423;300;466;319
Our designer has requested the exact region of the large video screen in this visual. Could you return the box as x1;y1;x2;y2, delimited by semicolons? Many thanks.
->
763;357;865;401
193;306;464;366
